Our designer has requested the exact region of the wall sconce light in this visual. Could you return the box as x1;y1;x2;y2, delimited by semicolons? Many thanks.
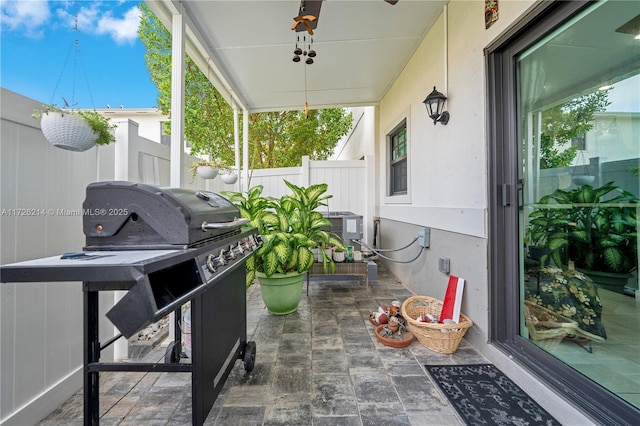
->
423;86;449;125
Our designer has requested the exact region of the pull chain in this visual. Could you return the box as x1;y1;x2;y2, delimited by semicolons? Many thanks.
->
304;60;309;118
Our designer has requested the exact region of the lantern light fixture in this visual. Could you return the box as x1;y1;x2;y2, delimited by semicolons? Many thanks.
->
423;86;449;125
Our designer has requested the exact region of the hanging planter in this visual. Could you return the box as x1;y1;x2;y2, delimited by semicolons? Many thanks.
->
190;159;220;180
197;165;219;180
35;10;115;153
219;168;238;184
571;151;595;186
34;108;115;152
571;175;595;186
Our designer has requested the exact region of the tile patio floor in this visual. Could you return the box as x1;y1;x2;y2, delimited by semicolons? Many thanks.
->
39;263;490;425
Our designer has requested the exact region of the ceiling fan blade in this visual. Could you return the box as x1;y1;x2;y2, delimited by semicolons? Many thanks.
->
385;0;399;5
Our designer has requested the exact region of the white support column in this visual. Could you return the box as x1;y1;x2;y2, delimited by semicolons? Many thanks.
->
526;111;535;205
169;10;185;343
234;104;241;191
170;12;185;189
242;108;249;192
535;111;542;200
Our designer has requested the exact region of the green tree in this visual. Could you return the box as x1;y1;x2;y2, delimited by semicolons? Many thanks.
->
138;3;352;168
539;91;610;169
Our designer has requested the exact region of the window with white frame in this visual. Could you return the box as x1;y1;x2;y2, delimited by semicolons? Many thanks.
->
389;121;407;196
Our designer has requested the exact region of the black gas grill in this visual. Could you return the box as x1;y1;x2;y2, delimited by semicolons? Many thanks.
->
83;182;246;250
1;181;260;425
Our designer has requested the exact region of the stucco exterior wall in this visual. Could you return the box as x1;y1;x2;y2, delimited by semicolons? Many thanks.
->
331;107;376;161
370;2;596;424
374;0;539;337
100;108;168;144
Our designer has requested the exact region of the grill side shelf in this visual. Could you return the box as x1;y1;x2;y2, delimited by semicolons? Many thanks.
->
0;249;195;286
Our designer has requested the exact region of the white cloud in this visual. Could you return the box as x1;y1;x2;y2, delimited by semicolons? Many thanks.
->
0;0;50;37
95;5;140;45
2;1;141;44
55;3;99;33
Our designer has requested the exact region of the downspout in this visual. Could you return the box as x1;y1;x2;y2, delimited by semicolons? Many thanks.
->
444;4;448;93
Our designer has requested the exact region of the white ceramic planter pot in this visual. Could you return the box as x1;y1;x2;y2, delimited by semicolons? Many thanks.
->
333;251;346;262
572;175;595;186
220;172;238;184
197;166;218;179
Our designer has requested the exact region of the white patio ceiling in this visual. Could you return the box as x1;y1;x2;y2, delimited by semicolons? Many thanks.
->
146;0;447;113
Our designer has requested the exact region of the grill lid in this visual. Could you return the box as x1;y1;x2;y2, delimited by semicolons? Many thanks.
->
83;181;244;249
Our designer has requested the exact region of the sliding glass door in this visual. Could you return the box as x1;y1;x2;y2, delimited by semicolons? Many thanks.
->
517;0;639;409
488;1;639;423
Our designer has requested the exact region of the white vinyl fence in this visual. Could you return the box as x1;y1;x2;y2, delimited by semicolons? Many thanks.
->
1;88;372;425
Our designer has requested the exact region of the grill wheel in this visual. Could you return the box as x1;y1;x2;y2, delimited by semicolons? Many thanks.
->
243;341;256;372
164;341;181;364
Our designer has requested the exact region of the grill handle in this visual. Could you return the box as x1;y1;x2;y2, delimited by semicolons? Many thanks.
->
201;217;249;231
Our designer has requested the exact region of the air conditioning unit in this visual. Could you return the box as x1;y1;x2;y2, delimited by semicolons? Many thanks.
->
322;211;363;248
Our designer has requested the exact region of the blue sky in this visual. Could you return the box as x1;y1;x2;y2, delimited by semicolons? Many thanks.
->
1;0;158;109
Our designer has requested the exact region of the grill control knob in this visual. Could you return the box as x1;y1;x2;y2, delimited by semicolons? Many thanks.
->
233;242;245;256
216;249;228;266
226;246;237;260
249;234;261;250
205;254;217;273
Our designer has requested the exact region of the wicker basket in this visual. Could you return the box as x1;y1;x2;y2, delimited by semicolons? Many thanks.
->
523;300;578;343
401;296;473;354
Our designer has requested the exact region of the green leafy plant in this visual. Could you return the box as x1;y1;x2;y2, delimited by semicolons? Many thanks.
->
538;91;609;169
526;196;567;253
528;182;638;274
222;181;344;286
33;105;116;146
138;3;352;170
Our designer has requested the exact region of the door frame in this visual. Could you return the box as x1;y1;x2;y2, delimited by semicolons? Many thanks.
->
485;1;639;424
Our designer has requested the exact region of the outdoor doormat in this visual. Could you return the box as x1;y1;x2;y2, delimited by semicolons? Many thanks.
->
425;364;560;425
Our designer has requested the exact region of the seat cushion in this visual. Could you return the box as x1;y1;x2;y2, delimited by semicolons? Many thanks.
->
525;267;606;341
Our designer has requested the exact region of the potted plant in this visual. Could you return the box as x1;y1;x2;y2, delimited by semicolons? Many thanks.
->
218;167;238;184
222;180;344;314
525;199;564;265
190;159;220;180
528;182;638;293
333;246;346;263
33;105;115;152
